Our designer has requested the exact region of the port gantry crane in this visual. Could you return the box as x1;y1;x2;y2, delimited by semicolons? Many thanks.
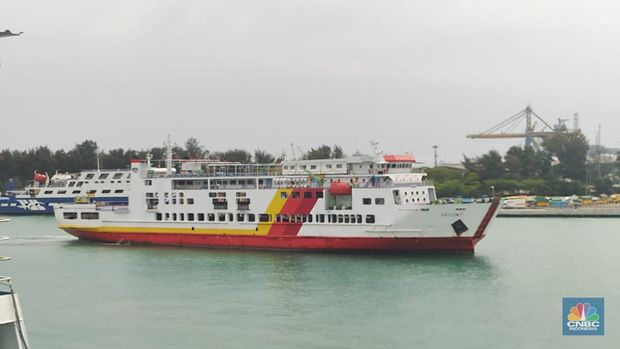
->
466;105;576;151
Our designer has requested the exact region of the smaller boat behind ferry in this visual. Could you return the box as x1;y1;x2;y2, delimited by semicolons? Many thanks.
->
0;169;130;215
53;142;499;253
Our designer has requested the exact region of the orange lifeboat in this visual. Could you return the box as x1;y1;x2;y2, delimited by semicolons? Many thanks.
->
329;181;352;196
33;172;48;184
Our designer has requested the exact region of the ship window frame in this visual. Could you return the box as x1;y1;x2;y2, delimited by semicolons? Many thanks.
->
85;173;95;180
113;173;123;179
375;198;385;205
208;213;215;222
316;191;324;199
237;213;245;222
281;192;288;199
187;213;194;221
258;214;271;222
58;190;67;194
213;198;228;210
44;190;53;194
98;173;109;180
63;212;78;220
218;213;226;222
292;192;300;199
365;214;375;224
72;190;81;194
187;198;194;205
156;213;162;221
102;189;111;194
173;213;177;221
114;189;124;194
363;198;371;205
304;191;312;199
248;213;256;222
198;213;205;221
68;181;76;187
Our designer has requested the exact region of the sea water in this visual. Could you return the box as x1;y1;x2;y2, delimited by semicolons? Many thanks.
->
0;216;617;348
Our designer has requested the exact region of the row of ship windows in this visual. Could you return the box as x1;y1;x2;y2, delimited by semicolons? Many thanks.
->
63;212;99;220
363;198;385;205
283;164;344;170
147;191;325;207
83;172;127;180
281;191;323;199
157;191;324;199
281;163;410;170
147;192;245;198
154;212;376;224
67;180;129;188
43;189;125;195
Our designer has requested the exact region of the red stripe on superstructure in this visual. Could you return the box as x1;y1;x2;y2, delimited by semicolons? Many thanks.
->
64;229;479;253
267;188;321;236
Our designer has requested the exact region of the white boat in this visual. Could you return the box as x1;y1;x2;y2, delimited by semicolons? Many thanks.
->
53;141;499;253
0;251;30;349
1;169;130;215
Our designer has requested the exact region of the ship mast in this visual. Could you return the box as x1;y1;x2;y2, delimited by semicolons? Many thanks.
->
165;134;173;176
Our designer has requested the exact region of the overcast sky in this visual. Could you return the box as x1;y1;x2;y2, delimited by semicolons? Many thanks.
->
2;0;620;164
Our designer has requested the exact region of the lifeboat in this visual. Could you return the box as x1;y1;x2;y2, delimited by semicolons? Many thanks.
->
329;181;352;196
33;172;48;184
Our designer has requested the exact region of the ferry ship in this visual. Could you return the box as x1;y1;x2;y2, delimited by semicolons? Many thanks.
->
0;170;130;215
53;145;499;253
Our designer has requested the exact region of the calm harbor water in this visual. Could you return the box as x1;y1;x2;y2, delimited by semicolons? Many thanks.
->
0;216;617;348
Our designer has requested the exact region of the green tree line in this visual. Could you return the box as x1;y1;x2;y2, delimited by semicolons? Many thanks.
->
428;132;620;197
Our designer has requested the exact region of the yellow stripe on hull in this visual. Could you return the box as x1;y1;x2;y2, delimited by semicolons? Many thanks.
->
256;188;292;235
59;225;258;236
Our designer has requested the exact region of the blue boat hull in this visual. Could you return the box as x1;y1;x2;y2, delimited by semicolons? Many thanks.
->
0;196;128;215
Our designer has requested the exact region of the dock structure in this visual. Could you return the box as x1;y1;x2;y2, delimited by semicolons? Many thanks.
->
497;206;620;218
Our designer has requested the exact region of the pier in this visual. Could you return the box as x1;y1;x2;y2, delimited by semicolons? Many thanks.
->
497;206;620;218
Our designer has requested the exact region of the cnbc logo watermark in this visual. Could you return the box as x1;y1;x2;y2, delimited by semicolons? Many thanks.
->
563;298;604;336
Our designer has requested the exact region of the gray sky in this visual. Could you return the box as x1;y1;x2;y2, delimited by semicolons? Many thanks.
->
2;0;620;164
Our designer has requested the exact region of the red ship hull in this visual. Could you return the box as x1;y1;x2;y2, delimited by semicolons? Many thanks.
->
64;228;485;253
